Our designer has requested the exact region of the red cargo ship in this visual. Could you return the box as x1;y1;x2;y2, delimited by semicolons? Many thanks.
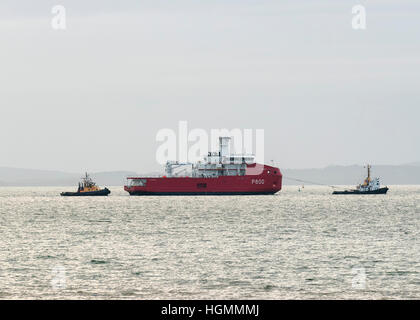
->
124;137;282;195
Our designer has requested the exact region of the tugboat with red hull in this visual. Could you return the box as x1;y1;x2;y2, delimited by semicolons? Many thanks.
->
333;165;388;195
124;137;282;196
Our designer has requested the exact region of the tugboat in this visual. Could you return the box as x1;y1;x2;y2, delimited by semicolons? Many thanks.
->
333;165;388;195
60;173;111;196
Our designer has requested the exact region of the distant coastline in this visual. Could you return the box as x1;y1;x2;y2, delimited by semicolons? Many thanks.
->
283;163;420;186
0;168;137;187
1;163;419;186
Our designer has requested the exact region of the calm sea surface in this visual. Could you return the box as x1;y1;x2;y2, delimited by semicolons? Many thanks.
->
0;186;418;299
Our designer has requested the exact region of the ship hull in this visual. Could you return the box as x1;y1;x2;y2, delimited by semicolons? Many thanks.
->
332;187;388;195
125;165;282;196
60;188;111;197
126;190;277;196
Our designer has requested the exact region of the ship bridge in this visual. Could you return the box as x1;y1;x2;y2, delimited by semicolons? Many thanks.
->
165;137;255;178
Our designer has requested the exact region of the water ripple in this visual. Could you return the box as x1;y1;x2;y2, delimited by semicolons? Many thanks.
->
0;185;419;299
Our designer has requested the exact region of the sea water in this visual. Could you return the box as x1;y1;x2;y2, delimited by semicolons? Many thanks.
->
0;186;418;299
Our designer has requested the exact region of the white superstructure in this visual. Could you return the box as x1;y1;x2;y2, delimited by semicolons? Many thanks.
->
357;165;382;192
165;137;255;178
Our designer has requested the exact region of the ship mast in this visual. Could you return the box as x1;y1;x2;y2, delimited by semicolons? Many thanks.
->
367;164;371;182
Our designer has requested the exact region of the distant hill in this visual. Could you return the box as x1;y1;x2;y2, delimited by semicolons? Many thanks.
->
89;171;139;186
283;164;420;186
0;167;138;186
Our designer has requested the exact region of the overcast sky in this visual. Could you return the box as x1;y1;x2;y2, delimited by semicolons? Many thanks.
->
1;0;419;173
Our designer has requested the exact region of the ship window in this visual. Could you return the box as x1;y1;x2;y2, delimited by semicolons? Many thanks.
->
131;179;146;186
267;170;270;174
197;183;207;189
274;171;277;174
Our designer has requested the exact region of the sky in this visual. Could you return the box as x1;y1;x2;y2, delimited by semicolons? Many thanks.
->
0;0;419;173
